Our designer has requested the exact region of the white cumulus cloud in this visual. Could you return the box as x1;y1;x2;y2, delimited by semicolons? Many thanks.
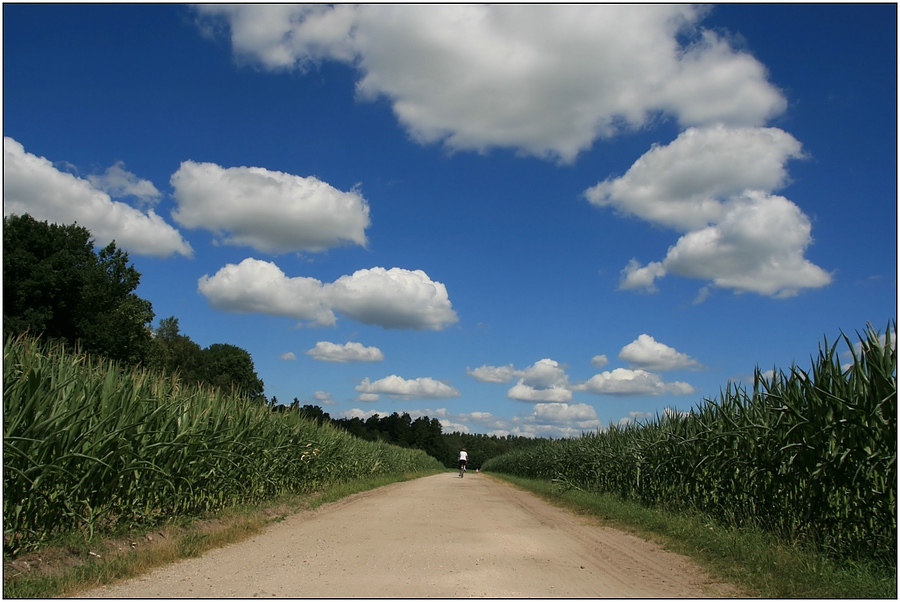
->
170;160;370;254
195;5;785;162
585;126;831;298
467;364;516;383
619;334;704;372
197;258;458;330
3;137;192;258
506;358;572;402
577;368;695;397
531;403;599;428
306;341;384;363
197;258;336;325
586;125;805;231
355;375;461;400
591;354;609;368
326;267;459;330
506;383;572;403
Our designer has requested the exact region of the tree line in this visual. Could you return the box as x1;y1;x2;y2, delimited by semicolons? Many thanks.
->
275;403;546;468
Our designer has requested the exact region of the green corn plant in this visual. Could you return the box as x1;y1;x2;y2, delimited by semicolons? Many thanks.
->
483;323;896;565
4;334;442;556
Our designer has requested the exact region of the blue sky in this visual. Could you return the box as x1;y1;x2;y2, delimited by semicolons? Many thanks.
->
4;4;896;437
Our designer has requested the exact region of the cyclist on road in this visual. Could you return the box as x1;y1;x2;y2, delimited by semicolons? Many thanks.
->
458;448;468;478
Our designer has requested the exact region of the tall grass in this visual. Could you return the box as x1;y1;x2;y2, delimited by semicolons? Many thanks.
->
483;324;896;566
4;334;442;555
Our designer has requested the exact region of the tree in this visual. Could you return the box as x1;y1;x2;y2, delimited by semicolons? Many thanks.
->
202;343;265;400
148;316;206;383
298;404;331;425
3;213;154;365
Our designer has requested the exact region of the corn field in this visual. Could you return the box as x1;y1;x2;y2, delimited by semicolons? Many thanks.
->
3;334;442;555
483;324;896;565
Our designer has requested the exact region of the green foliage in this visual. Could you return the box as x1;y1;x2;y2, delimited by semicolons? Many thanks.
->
3;213;154;366
147;317;206;384
3;333;441;556
202;343;265;401
147;317;265;401
331;412;447;461
483;324;897;566
439;431;545;468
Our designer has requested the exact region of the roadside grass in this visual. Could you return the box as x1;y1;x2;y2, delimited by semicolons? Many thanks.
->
3;470;443;599
487;473;896;599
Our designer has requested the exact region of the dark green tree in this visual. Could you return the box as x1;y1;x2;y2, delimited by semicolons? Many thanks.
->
298;404;331;425
148;316;206;383
3;213;154;365
202;343;265;400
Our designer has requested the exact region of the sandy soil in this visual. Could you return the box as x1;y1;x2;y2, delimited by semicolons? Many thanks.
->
79;472;738;598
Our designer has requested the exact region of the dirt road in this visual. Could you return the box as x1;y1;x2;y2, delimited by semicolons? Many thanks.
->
80;472;737;598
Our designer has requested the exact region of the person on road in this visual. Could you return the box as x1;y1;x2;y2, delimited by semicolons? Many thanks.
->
458;448;468;478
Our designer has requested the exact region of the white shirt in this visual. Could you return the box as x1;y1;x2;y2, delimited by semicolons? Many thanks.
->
459;451;468;461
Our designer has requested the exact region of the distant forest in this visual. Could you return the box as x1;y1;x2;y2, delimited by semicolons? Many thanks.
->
279;403;547;469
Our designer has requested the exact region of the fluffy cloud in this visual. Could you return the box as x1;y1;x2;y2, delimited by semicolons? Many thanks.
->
586;125;805;231
170;160;370;254
659;192;832;297
585;126;831;298
576;368;695;397
197;258;458;330
195;5;785;162
591;354;609;368
506;383;572;403
327;267;458;330
467;364;516;383
197;258;336;325
619;334;704;371
355;375;461;400
531;403;599;427
3;137;192;258
339;408;384;420
311;390;338;405
279;352;297;360
506;358;572;402
306;341;384;363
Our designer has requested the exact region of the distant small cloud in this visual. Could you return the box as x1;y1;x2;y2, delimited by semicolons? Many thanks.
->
355;375;461;400
467;364;515;383
619;334;704;372
87;160;162;206
617;411;654;426
575;368;695;397
590;354;609;368
306;341;384;363
506;358;572;402
311;390;338;405
279;351;297;360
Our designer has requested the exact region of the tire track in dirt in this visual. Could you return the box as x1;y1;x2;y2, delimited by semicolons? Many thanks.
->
79;473;739;598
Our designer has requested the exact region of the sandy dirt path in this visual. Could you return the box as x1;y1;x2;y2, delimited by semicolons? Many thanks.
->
80;472;737;598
